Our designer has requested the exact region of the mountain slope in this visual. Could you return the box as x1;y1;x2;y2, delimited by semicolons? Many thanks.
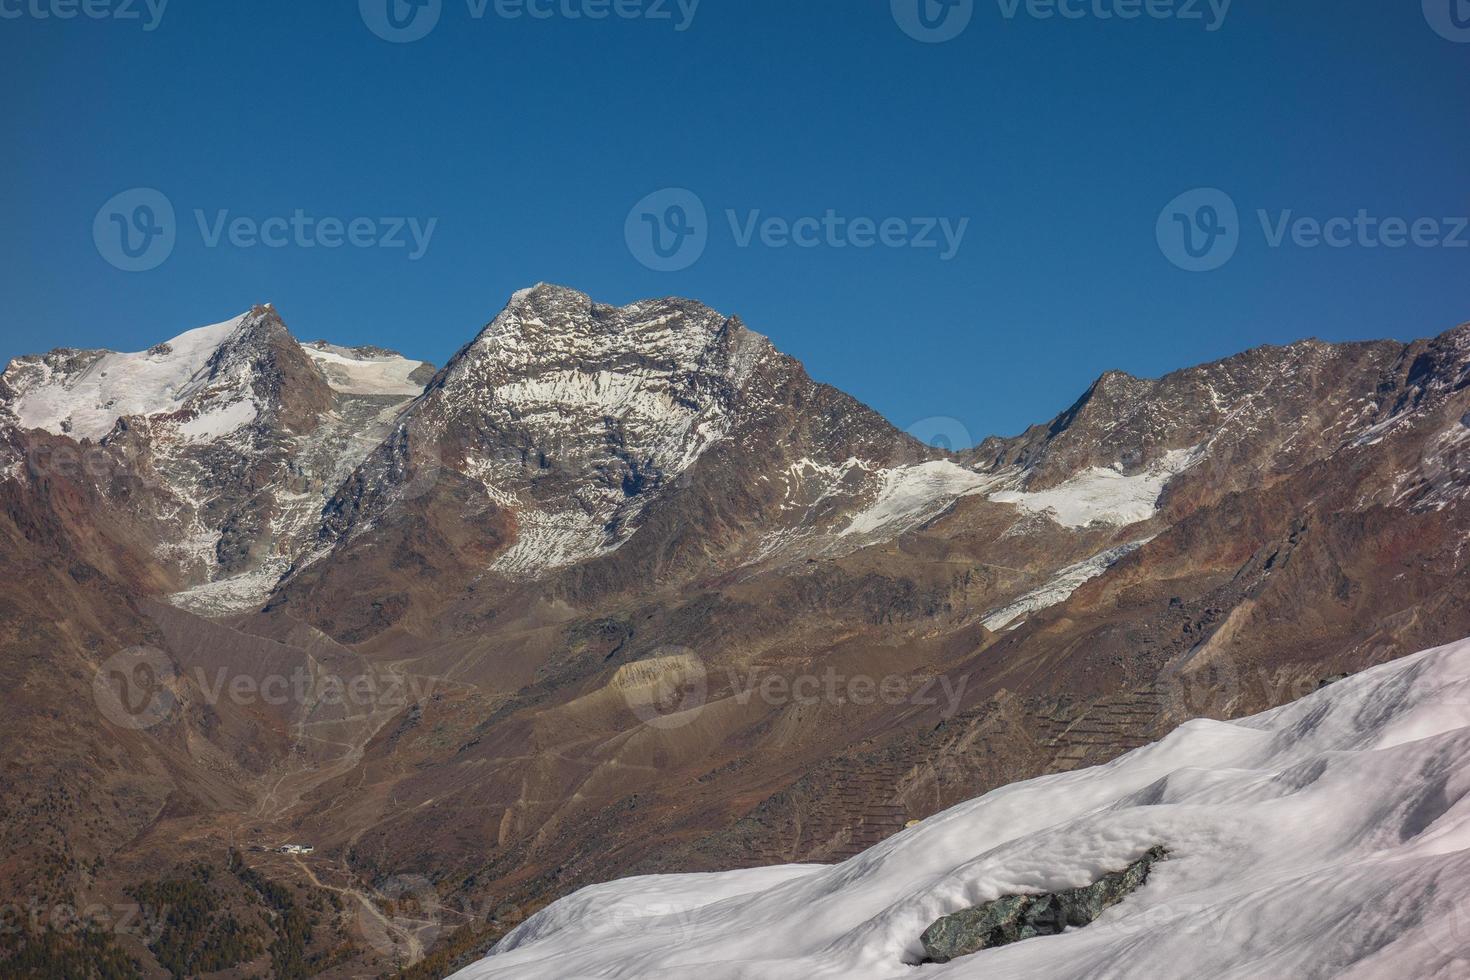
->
2;290;1469;978
456;634;1470;980
0;305;434;614
268;283;944;637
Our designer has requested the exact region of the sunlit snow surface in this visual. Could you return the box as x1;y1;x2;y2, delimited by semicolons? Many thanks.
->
454;637;1470;979
842;461;996;538
989;447;1201;528
7;315;249;440
301;342;429;396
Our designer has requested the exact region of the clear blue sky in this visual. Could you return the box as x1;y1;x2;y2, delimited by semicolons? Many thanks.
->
4;0;1467;441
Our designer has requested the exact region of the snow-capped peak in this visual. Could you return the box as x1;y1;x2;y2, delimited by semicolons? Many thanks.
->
417;284;773;577
1;311;255;441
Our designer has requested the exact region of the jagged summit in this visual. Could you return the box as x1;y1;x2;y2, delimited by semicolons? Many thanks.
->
300;284;801;583
0;305;434;614
4;290;1469;622
0;310;258;441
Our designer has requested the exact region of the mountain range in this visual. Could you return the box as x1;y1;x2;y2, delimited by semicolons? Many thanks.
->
2;283;1468;977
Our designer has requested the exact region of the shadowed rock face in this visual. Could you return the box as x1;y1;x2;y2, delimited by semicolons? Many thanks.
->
920;845;1168;963
1;289;1469;977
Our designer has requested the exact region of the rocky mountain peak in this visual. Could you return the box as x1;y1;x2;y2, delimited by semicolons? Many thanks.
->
366;284;778;578
448;283;771;394
0;304;338;446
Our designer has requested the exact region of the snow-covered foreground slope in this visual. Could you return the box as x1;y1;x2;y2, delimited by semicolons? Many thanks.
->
454;637;1470;980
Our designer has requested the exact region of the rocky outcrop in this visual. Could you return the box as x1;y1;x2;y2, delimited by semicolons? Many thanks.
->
920;846;1168;963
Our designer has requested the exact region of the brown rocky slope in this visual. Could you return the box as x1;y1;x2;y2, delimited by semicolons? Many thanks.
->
1;285;1467;976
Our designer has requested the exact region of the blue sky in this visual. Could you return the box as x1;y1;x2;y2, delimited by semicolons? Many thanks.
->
3;0;1467;441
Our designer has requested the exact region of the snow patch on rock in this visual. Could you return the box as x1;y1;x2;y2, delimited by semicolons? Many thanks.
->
176;398;259;443
982;538;1153;632
842;461;996;539
990;447;1201;529
301;342;430;397
5;315;248;440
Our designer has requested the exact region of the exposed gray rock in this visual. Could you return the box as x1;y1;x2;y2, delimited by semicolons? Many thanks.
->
920;845;1167;964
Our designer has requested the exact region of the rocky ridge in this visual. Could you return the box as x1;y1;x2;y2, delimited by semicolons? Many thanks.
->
2;287;1469;978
